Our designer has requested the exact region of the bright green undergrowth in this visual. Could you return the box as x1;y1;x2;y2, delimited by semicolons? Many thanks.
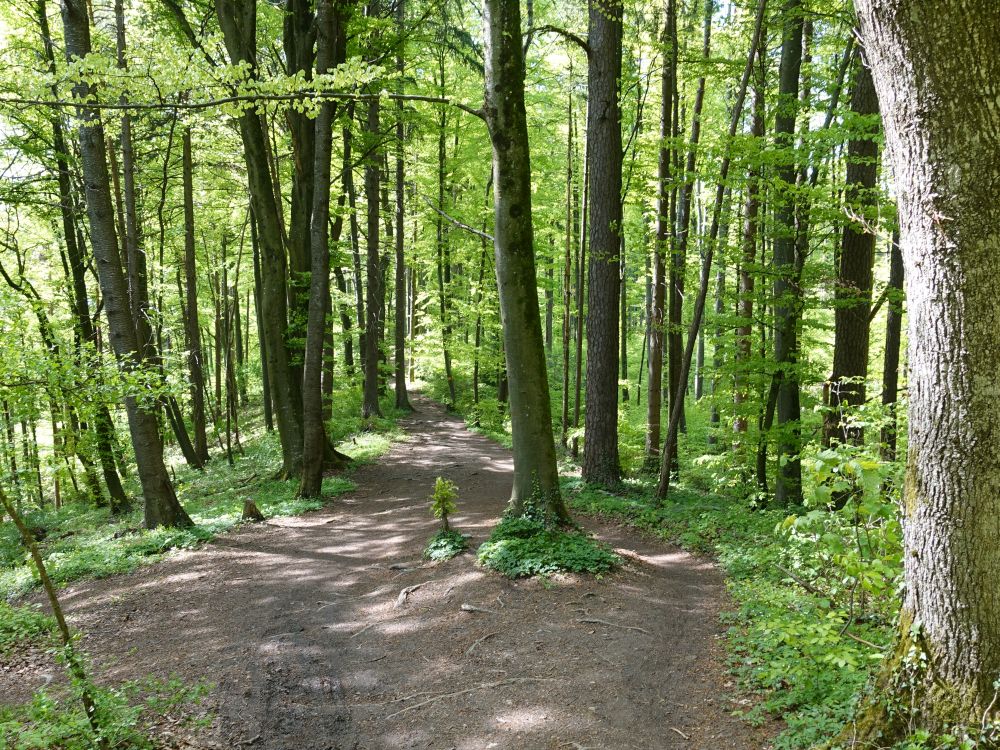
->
0;602;55;652
0;676;211;750
566;452;903;750
477;516;619;578
0;390;404;600
423;529;468;561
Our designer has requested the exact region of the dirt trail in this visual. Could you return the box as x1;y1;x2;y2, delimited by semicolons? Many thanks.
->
3;398;772;749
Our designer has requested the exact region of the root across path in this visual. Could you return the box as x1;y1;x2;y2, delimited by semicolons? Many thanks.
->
3;398;773;749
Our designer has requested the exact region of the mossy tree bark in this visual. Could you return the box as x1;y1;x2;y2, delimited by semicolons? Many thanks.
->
482;0;568;523
840;0;1000;742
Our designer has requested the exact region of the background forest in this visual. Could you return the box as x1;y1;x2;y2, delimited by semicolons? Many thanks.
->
0;0;969;747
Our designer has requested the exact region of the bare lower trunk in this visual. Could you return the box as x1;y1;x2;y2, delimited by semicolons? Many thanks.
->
839;1;1000;741
483;0;567;521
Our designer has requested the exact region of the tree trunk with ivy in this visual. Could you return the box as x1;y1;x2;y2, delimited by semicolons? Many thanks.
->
838;0;1000;743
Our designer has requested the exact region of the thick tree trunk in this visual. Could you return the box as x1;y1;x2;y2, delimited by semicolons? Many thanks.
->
771;0;804;507
582;0;624;488
483;0;567;522
61;0;191;529
824;58;879;447
839;1;1000;740
182;129;210;463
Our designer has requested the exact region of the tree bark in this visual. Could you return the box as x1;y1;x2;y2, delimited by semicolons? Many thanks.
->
216;0;303;477
182;128;210;463
483;0;568;522
299;0;338;497
824;58;879;447
840;0;1000;740
582;0;624;488
880;229;902;462
60;0;192;528
644;0;677;470
362;9;384;420
771;0;804;507
393;0;412;411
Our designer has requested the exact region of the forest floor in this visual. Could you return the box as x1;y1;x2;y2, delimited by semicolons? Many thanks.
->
2;398;775;750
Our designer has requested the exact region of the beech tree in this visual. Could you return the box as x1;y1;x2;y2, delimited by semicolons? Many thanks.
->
842;0;1000;741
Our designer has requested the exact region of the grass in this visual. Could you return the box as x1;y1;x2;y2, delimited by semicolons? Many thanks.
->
0;389;406;600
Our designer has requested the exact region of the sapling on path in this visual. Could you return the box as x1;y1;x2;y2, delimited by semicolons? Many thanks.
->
424;478;467;561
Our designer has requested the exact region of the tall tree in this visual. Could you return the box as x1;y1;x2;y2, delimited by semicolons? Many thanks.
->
216;0;303;478
60;0;192;528
299;0;339;497
824;58;879;447
582;0;624;488
770;0;804;507
182;128;210;464
482;0;567;521
842;0;1000;741
644;0;677;469
393;0;412;411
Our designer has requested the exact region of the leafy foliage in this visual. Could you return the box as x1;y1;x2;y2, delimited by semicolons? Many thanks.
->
428;477;459;530
0;676;211;750
0;602;55;652
477;516;619;578
423;529;468;561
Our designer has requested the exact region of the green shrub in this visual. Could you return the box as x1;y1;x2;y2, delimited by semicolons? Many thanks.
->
423;529;468;561
429;477;459;530
0;603;55;652
477;516;619;578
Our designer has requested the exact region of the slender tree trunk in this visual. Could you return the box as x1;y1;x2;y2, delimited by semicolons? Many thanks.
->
434;57;457;408
582;0;624;488
61;0;192;528
393;0;412;411
483;0;567;521
841;0;1000;739
560;83;575;445
217;0;303;478
250;213;274;432
645;0;677;469
770;0;804;507
182;129;210;463
880;230;903;462
733;42;764;443
363;16;384;419
824;58;879;447
571;106;588;459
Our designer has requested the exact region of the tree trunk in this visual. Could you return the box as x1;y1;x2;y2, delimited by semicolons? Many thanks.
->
840;0;1000;740
771;0;804;507
880;230;903;462
483;0;567;522
560;83;575;446
60;0;191;529
393;0;412;411
217;0;303;478
299;0;338;497
362;25;384;419
582;0;624;488
182;129;210;463
824;58;879;447
645;0;677;469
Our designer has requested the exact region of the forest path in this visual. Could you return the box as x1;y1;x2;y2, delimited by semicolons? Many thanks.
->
8;398;772;749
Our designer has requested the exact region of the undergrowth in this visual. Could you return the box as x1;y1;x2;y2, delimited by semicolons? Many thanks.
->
0;390;404;600
565;455;903;750
0;676;211;750
0;602;55;652
423;529;468;561
477;516;619;578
